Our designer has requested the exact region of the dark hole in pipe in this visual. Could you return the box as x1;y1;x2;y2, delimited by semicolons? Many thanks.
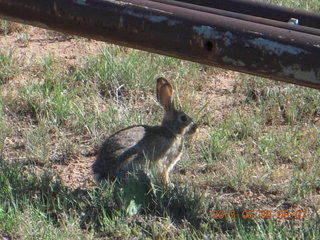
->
205;40;213;51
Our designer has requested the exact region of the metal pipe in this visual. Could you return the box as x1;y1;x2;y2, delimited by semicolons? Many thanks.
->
154;0;320;36
178;0;320;29
0;0;319;89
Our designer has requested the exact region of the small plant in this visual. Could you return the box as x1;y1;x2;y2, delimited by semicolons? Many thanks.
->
0;99;11;159
23;123;50;165
0;20;10;35
18;33;30;46
0;120;11;160
199;126;229;164
0;51;17;84
114;177;153;216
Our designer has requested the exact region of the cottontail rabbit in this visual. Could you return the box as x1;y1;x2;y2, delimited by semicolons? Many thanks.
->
92;77;197;186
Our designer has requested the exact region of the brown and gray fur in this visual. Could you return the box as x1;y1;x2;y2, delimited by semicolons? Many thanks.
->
92;77;197;185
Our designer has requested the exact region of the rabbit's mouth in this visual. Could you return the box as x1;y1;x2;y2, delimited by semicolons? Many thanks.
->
186;123;197;135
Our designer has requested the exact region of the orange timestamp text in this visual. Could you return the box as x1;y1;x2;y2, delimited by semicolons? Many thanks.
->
211;210;307;220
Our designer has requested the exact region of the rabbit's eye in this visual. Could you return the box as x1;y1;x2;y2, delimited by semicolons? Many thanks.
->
180;115;188;122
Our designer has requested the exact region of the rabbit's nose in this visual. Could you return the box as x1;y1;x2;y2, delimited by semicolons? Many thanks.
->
188;123;198;135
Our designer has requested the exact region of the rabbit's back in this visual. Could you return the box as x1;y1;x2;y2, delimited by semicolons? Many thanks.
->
92;125;182;182
92;125;147;181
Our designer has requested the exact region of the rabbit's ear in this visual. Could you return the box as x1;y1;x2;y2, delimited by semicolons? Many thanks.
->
156;77;174;112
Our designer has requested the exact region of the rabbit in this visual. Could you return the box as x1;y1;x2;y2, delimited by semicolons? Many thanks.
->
92;77;197;186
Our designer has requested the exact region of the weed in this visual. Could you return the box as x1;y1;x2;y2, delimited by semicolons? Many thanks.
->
199;125;229;164
23;123;50;165
0;20;10;35
0;51;17;84
18;33;30;47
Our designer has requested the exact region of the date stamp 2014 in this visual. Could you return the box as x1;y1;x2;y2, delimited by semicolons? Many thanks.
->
211;210;307;220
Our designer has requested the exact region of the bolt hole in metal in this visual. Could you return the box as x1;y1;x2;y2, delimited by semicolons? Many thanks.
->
205;40;213;51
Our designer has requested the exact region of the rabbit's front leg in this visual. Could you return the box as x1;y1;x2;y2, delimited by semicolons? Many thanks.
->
162;169;175;187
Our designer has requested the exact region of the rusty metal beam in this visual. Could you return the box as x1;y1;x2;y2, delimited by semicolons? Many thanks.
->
154;0;320;36
0;0;319;89
178;0;320;29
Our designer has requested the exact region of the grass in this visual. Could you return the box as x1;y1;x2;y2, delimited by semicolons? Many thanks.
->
0;20;11;35
0;51;18;85
1;159;317;239
1;0;320;239
267;0;319;11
